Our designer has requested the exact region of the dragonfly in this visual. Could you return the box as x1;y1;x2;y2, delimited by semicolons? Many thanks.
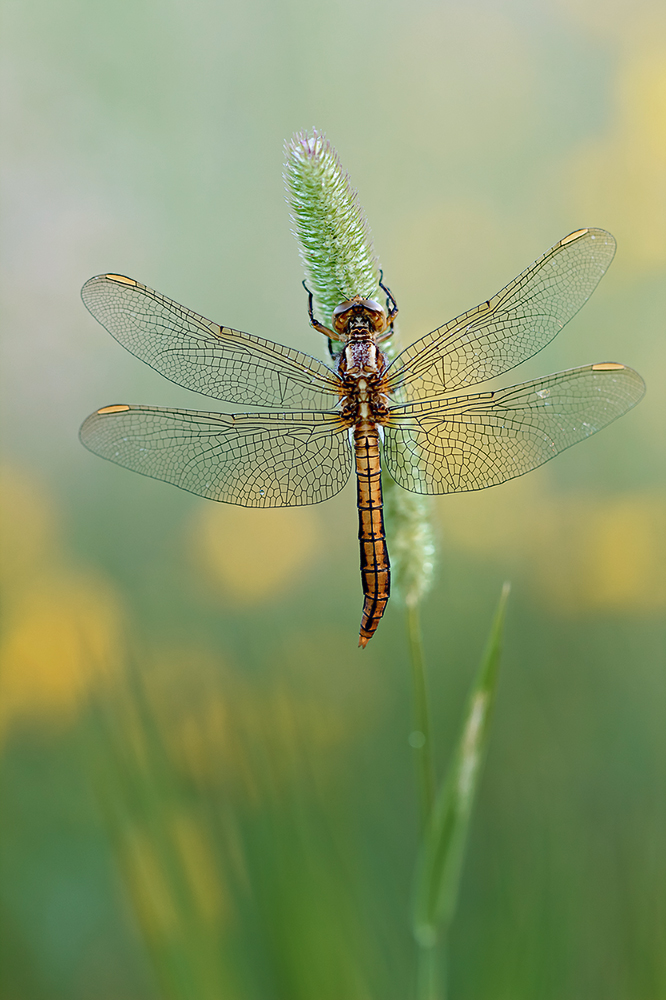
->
80;228;645;646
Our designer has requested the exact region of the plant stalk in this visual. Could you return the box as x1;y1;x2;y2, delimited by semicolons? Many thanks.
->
407;602;435;838
416;934;447;1000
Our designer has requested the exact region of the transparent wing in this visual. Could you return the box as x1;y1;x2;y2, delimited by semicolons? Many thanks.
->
383;364;644;494
385;229;616;401
82;274;341;409
80;404;353;506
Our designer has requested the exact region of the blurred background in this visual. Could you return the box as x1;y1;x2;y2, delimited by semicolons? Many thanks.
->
1;0;664;997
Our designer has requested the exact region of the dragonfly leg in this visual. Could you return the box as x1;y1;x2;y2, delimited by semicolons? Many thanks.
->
378;270;399;328
326;337;342;360
302;280;343;342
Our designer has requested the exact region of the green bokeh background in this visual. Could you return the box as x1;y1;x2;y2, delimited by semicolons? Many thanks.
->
1;0;664;997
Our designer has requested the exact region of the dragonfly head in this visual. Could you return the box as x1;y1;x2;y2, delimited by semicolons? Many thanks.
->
332;296;388;337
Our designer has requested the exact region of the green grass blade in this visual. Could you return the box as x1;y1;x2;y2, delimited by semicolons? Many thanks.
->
413;582;511;946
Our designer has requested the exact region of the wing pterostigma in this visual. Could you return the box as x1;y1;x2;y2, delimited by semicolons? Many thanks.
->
80;404;353;506
81;274;341;409
385;228;617;401
383;363;645;494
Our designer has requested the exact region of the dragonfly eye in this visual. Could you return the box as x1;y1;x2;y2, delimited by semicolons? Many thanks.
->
360;299;383;313
333;297;387;334
359;299;387;332
332;301;354;334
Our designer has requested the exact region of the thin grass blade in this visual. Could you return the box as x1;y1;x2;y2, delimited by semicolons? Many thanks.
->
413;582;510;946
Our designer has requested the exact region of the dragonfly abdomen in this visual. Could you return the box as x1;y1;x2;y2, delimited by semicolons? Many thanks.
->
354;419;390;648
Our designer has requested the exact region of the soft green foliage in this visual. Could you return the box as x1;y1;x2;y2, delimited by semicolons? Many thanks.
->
85;683;238;1000
284;129;380;330
413;582;511;947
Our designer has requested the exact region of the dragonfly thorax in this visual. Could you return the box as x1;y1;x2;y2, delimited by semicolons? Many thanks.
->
337;339;391;425
340;339;387;380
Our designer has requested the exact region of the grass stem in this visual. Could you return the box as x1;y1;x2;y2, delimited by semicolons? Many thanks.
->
416;934;447;1000
407;602;435;836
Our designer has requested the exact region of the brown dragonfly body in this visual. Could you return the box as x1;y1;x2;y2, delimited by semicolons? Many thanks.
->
80;229;645;646
326;297;395;646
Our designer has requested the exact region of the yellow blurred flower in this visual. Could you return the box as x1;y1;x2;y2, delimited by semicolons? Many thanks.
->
0;571;123;732
133;637;382;804
559;0;666;271
188;502;320;604
0;465;58;586
0;466;124;740
535;492;666;613
439;479;666;615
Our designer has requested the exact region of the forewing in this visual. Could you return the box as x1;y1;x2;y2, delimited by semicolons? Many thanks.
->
81;274;341;408
383;364;644;494
385;229;616;400
80;404;353;506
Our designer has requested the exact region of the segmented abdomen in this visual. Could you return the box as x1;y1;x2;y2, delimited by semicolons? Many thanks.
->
354;420;390;647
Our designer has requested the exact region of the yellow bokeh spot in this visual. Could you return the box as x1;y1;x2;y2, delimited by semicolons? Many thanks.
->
439;480;666;615
560;3;666;272
0;571;124;738
137;641;373;805
189;503;320;603
536;493;666;614
0;466;57;585
0;466;124;740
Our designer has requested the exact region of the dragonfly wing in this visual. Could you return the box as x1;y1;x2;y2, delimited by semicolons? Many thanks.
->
383;364;645;494
80;405;353;506
82;274;341;408
385;229;617;400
